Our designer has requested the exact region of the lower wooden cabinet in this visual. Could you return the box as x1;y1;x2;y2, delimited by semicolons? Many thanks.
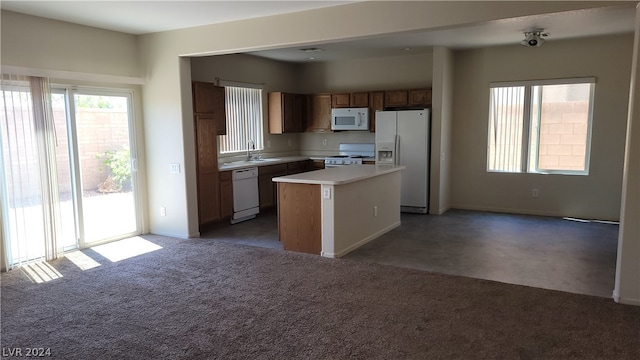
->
258;164;287;210
219;171;233;219
312;159;325;170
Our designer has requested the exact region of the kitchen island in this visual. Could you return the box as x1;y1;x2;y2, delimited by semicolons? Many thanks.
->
272;164;404;258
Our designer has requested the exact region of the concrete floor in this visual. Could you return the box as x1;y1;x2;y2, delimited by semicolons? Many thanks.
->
200;209;619;298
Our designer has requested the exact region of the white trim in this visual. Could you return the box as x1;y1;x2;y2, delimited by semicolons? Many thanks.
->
322;221;400;258
491;77;596;88
218;79;264;89
1;65;144;85
613;290;640;306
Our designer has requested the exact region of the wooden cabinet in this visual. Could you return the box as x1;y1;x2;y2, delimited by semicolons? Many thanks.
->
384;88;432;108
305;93;332;132
287;160;312;175
332;92;370;108
350;92;369;107
277;183;322;255
269;92;305;134
331;93;350;108
194;115;221;226
369;91;384;133
219;171;233;219
192;81;226;135
193;81;227;226
385;90;409;107
258;164;287;210
409;88;432;106
312;159;325;170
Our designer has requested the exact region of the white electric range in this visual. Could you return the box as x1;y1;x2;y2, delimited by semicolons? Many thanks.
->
324;143;375;168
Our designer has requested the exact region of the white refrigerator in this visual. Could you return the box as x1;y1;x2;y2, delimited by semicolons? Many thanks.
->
375;109;430;214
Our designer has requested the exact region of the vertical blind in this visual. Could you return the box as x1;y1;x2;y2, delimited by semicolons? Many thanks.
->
1;75;63;268
219;86;263;154
487;86;526;172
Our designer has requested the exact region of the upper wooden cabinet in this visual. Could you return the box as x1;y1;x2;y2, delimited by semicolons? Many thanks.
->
409;88;432;106
384;90;409;107
369;91;384;133
332;92;370;108
350;92;369;107
306;93;332;133
331;93;350;108
384;88;432;108
192;81;226;135
269;92;305;134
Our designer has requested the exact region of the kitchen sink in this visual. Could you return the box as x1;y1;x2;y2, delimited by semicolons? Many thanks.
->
220;158;283;169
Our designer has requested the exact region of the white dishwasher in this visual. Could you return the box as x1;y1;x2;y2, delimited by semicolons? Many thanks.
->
231;167;260;224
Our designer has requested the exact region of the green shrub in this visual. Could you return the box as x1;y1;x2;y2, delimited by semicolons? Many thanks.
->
99;149;131;191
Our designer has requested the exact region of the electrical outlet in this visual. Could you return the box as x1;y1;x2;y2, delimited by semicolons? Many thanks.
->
532;189;539;198
323;188;331;199
374;206;378;217
160;206;166;216
322;138;328;146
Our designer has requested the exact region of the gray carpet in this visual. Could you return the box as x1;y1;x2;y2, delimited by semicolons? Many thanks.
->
1;234;639;359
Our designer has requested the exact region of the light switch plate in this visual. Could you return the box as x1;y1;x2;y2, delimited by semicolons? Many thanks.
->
170;163;180;174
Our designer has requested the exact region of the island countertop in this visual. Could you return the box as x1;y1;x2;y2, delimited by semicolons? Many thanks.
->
272;164;405;186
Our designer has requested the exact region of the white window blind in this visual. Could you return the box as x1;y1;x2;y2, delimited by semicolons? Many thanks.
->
219;85;264;154
487;78;595;175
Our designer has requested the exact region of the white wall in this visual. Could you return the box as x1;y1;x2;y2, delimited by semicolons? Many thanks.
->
614;3;640;306
451;34;634;221
430;47;455;215
1;11;140;78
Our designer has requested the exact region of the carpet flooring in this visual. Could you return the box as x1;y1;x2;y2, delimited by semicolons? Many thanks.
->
1;234;639;359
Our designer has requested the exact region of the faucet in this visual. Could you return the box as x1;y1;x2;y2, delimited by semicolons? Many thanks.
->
246;140;255;161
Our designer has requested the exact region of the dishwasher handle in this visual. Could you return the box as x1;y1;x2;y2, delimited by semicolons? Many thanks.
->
232;167;258;180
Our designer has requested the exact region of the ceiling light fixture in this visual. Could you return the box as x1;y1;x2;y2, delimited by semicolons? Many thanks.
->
521;29;549;47
299;47;325;53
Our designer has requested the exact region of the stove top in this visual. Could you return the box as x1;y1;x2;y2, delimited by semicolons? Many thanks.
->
324;143;374;166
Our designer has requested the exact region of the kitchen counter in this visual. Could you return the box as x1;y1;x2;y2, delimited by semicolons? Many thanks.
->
219;156;311;171
272;164;403;185
274;164;404;258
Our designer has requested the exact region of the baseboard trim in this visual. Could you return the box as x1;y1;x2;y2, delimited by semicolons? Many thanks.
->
449;204;620;222
325;221;401;259
613;290;640;306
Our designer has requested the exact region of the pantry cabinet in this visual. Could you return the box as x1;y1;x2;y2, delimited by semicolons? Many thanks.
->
194;115;221;225
192;81;226;135
269;92;305;134
305;93;332;133
192;81;226;226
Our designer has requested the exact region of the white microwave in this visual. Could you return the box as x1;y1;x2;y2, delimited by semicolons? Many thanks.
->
331;108;369;131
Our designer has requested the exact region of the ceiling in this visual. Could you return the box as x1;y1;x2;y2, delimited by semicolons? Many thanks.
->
1;1;637;63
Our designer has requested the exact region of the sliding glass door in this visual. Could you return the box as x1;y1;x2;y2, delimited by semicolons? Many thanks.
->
73;92;138;245
1;78;140;267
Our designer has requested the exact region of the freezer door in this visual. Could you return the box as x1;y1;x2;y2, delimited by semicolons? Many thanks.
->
397;110;430;210
374;111;397;144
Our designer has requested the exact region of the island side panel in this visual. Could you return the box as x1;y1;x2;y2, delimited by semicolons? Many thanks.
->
327;170;402;258
277;182;322;254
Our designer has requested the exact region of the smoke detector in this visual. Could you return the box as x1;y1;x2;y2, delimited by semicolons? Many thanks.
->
521;29;550;47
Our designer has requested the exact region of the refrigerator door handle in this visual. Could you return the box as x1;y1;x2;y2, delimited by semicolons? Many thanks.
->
394;135;400;165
